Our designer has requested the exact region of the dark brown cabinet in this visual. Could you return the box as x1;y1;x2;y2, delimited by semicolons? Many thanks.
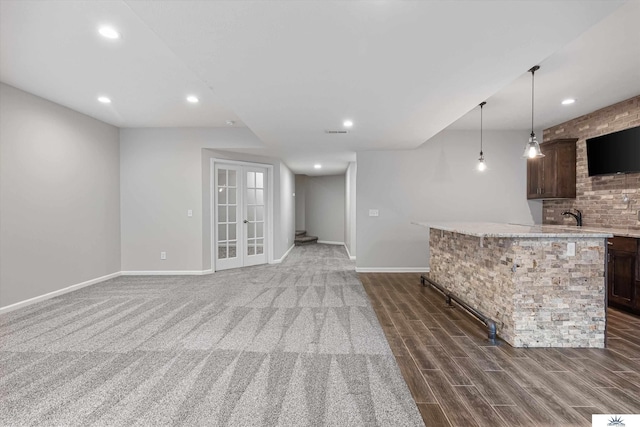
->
527;138;577;199
607;236;640;315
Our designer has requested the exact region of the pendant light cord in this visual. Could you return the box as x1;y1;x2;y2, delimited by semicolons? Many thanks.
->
479;101;486;155
531;68;534;136
529;65;539;138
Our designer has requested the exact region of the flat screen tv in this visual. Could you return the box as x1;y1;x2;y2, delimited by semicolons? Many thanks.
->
586;126;640;176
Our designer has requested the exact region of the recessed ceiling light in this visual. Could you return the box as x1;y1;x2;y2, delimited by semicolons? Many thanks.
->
225;120;235;126
343;120;353;128
186;95;199;103
97;96;111;104
314;164;322;169
98;26;120;40
561;98;576;105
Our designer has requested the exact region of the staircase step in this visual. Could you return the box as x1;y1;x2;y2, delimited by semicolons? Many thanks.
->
294;235;318;245
295;230;307;237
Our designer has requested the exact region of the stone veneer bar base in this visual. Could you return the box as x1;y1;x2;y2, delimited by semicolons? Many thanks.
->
428;229;606;348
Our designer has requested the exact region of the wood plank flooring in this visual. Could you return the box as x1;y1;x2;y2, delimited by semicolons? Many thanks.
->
360;273;640;427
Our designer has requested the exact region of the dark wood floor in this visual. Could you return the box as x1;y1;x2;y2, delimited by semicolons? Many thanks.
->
360;273;640;427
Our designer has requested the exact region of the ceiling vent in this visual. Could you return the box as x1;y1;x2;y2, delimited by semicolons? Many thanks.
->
325;130;349;134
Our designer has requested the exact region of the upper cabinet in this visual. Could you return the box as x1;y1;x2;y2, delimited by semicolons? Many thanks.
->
527;138;577;199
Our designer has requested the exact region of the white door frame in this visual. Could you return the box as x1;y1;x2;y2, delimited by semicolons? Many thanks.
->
210;158;274;271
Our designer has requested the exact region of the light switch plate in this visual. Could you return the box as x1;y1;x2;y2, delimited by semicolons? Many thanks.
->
369;209;379;217
187;209;193;217
567;242;576;257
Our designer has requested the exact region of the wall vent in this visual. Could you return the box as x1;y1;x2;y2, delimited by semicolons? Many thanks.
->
325;130;349;134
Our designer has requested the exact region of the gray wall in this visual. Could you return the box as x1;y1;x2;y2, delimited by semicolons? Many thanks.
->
279;163;295;253
120;128;294;272
356;129;542;270
294;175;307;231
345;162;357;258
305;174;346;243
0;83;121;307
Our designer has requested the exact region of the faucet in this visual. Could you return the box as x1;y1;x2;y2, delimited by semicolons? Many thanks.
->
561;209;582;227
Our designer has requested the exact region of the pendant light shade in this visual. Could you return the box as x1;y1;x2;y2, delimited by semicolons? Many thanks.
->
522;65;545;159
477;101;487;171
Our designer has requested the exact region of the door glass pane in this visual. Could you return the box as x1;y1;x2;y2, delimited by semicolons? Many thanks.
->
256;172;263;189
229;223;236;240
256;238;264;255
229;242;237;259
247;189;256;205
228;189;236;205
247;172;255;188
228;206;236;222
218;187;226;204
248;223;255;239
256;222;264;239
218;244;227;259
256;189;264;205
218;206;227;223
256;206;264;221
218;169;226;186
248;206;256;222
228;170;237;187
218;224;227;241
248;244;255;256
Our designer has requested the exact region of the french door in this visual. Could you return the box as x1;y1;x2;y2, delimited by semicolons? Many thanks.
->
215;163;268;270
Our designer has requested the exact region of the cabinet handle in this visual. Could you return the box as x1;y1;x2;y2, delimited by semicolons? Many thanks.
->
607;241;613;246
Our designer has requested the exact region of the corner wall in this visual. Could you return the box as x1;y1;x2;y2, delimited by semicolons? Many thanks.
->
356;129;541;270
345;162;357;258
0;83;121;307
543;95;640;230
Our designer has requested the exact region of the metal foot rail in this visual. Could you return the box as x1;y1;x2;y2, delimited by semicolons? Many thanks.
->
420;275;497;342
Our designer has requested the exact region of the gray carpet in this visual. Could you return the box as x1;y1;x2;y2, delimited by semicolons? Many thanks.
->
0;244;424;426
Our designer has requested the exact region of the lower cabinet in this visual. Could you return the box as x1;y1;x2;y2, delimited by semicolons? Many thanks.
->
607;236;640;315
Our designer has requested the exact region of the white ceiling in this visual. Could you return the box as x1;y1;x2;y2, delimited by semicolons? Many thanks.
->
448;0;640;132
1;1;637;175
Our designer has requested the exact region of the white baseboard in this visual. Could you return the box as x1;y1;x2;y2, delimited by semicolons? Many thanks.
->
355;267;430;273
344;244;356;260
317;240;345;245
0;271;121;314
271;244;295;264
121;270;212;276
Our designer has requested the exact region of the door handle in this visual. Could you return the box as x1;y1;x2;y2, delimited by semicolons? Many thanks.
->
244;220;249;224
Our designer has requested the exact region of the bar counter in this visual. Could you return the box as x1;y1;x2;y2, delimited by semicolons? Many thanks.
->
414;222;612;348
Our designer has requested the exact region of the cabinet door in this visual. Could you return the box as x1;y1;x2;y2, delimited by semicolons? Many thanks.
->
608;249;636;308
540;145;558;198
525;138;576;200
527;158;543;199
555;142;577;198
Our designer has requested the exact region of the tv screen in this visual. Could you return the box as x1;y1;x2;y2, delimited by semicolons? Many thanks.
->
587;126;640;176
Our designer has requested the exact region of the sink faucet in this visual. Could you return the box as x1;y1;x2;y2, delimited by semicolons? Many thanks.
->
561;209;582;227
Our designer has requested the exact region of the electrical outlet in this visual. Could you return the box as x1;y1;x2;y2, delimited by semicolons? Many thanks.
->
160;252;167;260
187;209;193;217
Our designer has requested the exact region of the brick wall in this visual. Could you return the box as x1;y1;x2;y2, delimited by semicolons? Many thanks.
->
543;95;640;230
429;229;606;348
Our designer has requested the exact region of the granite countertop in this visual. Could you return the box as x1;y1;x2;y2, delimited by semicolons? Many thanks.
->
554;225;640;239
412;221;614;238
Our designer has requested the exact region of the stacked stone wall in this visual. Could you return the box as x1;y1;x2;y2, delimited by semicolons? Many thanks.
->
429;229;606;347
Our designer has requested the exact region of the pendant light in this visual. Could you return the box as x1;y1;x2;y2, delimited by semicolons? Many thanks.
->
477;101;487;171
522;65;545;159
